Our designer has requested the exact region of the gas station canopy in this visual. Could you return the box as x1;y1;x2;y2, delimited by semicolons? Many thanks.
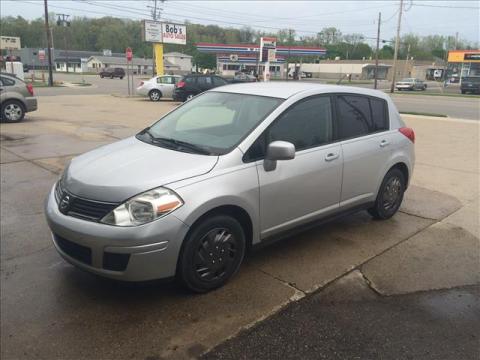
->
196;42;327;58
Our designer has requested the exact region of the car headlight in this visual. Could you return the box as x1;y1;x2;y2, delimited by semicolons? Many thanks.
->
101;187;183;227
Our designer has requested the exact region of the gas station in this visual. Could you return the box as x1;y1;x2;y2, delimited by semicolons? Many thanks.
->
196;41;327;79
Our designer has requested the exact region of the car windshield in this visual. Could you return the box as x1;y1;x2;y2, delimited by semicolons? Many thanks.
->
137;92;283;155
400;78;415;82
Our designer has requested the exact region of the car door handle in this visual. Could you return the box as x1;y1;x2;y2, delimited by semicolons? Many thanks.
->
325;152;339;161
380;140;390;147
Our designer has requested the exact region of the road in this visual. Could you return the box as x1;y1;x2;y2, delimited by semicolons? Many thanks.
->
31;73;479;120
392;93;480;120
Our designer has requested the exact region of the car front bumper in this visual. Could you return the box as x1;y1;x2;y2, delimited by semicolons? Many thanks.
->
45;184;190;281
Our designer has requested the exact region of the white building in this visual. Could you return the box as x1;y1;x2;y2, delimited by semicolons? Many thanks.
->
163;52;192;73
87;56;154;75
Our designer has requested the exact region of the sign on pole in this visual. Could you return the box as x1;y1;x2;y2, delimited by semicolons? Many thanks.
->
126;47;133;61
260;37;276;81
161;23;187;45
38;49;46;61
0;36;21;50
142;20;163;43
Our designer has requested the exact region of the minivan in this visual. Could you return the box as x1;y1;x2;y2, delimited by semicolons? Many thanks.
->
45;83;415;292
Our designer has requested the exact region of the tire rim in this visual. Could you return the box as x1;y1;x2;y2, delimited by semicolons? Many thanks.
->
151;91;160;101
194;228;237;282
4;104;22;121
186;94;194;100
383;177;402;210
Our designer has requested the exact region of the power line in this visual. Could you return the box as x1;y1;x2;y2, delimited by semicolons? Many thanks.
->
411;3;480;9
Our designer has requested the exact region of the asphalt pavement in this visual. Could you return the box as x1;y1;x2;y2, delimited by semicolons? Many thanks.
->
203;280;479;360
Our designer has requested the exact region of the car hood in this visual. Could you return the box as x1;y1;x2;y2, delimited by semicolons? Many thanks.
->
62;136;218;202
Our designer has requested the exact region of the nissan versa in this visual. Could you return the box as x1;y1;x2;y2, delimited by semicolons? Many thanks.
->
45;83;415;292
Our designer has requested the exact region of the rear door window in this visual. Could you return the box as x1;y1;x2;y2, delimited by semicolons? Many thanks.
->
336;94;388;140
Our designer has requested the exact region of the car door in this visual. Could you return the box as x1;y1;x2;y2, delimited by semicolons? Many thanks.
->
335;94;394;208
252;95;343;238
157;76;175;97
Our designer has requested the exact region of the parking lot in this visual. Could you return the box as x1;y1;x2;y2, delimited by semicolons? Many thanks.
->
1;93;478;359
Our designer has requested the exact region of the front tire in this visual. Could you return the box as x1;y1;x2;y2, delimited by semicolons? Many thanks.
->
178;215;246;293
185;94;194;101
1;100;25;123
149;89;162;102
368;168;405;220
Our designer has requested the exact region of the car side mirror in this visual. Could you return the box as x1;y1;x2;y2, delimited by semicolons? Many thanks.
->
264;141;295;171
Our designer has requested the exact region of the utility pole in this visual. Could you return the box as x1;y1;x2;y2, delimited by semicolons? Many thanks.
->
403;43;411;77
286;28;293;80
57;14;70;73
44;0;54;86
374;12;381;89
390;0;403;93
454;32;458;50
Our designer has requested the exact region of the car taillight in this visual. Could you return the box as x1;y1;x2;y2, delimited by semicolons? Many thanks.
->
399;127;415;143
176;81;185;88
139;81;144;86
26;83;34;96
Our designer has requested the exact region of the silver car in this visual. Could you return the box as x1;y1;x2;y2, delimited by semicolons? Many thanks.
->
395;78;427;91
136;75;182;101
45;83;415;292
0;72;38;122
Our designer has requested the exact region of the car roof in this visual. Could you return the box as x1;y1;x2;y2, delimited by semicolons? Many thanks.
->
213;81;390;100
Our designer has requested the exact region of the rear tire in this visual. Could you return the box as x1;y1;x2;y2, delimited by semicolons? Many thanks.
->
1;100;25;123
149;89;162;102
368;168;405;220
178;215;246;293
461;90;466;94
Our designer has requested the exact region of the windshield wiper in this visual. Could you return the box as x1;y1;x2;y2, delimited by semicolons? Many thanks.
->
138;128;212;155
153;137;212;155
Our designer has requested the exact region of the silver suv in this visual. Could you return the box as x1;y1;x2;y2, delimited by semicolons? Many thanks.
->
45;83;415;292
0;73;38;122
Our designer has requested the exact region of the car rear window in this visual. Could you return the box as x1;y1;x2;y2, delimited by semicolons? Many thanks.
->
0;76;16;86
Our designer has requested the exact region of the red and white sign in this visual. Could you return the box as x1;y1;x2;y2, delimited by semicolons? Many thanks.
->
38;49;45;61
126;47;133;61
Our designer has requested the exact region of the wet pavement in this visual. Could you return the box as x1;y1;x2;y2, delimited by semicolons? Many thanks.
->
203;274;479;360
1;95;479;359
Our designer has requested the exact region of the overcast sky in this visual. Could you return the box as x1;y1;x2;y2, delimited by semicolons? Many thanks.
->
1;0;479;46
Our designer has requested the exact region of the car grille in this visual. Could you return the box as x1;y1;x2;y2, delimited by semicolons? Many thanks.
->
55;181;119;222
54;234;92;265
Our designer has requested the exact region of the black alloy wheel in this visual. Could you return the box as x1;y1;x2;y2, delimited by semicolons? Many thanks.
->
368;168;405;220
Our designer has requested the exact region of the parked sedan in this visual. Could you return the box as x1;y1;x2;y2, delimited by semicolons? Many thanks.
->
231;72;257;83
136;75;182;101
0;72;37;123
395;78;427;91
45;83;414;292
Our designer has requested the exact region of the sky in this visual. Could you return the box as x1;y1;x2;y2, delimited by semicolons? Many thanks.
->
1;0;479;47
